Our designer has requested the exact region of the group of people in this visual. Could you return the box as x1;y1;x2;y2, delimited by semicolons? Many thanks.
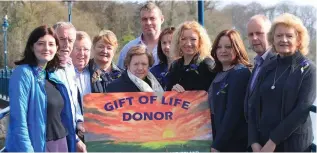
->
5;1;315;152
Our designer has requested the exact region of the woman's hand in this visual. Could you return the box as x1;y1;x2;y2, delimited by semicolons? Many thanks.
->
76;140;87;152
172;84;185;92
210;147;219;152
251;143;262;152
77;122;85;139
260;139;276;152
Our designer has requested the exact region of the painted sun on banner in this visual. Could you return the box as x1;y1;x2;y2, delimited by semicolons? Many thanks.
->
83;91;213;152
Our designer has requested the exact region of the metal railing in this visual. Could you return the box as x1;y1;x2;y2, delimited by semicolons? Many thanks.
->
0;69;13;100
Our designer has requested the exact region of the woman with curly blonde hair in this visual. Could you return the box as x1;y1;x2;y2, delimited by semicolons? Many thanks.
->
166;21;216;92
248;13;315;152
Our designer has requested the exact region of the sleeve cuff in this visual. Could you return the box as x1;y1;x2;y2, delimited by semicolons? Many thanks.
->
76;136;80;143
269;132;282;146
211;141;222;151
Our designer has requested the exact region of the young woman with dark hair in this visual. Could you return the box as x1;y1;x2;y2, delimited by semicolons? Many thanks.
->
5;25;77;152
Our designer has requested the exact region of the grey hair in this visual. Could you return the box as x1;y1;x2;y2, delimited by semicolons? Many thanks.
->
53;21;76;32
247;14;272;31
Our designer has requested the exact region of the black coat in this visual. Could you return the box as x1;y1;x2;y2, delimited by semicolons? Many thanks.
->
106;71;140;93
166;54;216;91
244;50;276;121
210;64;251;151
248;51;316;151
88;59;123;93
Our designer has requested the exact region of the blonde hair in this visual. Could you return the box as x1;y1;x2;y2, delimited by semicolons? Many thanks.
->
268;13;310;55
92;30;118;50
124;44;154;67
170;21;212;61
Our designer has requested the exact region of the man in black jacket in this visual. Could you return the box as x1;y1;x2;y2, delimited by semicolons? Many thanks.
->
244;15;276;152
244;14;276;120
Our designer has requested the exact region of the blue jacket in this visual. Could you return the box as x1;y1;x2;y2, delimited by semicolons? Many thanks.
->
88;59;123;93
150;63;168;89
209;64;250;151
5;65;77;152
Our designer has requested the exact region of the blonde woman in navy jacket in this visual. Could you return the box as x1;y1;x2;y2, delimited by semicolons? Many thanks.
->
5;25;77;152
209;29;251;152
248;13;316;152
166;21;216;92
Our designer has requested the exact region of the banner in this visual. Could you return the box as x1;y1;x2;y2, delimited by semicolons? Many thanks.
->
83;91;212;152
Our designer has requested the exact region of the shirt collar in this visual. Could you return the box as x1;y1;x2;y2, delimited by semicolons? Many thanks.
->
254;47;271;61
75;65;89;74
138;34;158;49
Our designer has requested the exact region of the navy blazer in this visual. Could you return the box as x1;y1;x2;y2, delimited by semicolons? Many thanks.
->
244;50;276;121
248;51;316;151
150;63;168;89
106;71;140;93
88;59;123;93
210;64;251;151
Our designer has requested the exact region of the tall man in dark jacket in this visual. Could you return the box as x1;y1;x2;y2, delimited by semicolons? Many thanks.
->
244;14;276;119
244;14;277;152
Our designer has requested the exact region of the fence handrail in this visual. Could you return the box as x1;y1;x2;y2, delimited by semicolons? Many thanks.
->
311;105;316;113
0;107;9;120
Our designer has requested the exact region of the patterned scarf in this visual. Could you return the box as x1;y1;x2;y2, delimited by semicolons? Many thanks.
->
127;70;164;92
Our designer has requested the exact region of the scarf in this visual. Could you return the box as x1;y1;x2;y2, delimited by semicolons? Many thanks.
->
127;70;164;92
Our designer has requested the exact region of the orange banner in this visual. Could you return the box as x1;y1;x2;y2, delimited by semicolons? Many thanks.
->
83;91;213;152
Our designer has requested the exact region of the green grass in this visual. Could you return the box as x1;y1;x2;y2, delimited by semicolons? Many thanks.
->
86;140;212;152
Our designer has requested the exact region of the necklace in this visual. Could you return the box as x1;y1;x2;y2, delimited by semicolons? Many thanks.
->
271;65;290;90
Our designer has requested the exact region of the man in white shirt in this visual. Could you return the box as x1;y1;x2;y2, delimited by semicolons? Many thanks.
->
70;31;92;98
117;2;164;69
54;22;86;152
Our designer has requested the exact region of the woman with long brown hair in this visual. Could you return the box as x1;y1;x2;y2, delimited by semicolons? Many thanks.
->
209;29;251;152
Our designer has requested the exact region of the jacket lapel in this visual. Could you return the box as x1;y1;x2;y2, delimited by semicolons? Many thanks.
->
262;51;276;68
248;52;277;97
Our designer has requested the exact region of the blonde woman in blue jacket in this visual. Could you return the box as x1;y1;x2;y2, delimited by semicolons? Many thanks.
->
5;25;77;152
